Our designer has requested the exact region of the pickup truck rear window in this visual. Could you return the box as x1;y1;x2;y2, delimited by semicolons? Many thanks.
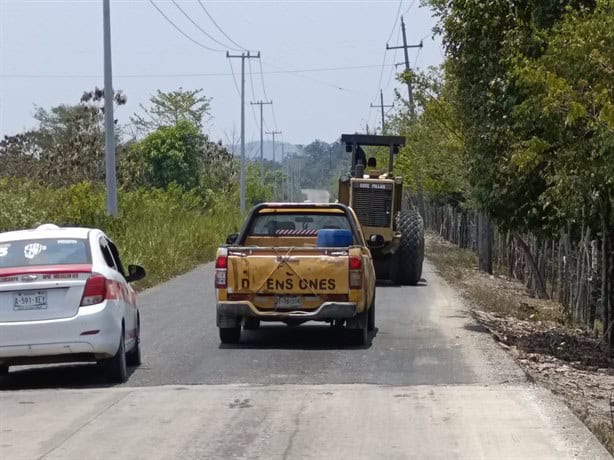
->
249;213;352;237
0;238;91;268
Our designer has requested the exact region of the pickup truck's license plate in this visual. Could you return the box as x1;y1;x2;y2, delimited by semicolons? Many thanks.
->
275;295;302;309
13;291;48;310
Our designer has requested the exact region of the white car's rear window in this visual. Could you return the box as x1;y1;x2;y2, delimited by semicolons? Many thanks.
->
0;238;91;268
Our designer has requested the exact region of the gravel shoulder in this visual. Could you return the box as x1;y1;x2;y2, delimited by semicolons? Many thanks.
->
426;232;614;455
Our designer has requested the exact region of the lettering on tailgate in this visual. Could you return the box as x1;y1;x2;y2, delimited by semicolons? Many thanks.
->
265;278;337;291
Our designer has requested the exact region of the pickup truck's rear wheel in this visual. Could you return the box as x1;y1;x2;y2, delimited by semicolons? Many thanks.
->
367;298;375;332
243;318;260;330
353;311;369;346
219;326;241;344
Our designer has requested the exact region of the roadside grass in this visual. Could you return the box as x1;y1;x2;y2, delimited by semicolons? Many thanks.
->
109;192;242;290
426;233;568;323
425;232;614;455
424;237;478;282
0;178;243;290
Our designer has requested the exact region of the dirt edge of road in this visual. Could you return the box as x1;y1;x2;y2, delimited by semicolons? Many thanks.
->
425;232;614;455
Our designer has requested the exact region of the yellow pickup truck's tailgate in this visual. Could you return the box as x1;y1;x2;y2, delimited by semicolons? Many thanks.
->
227;249;349;295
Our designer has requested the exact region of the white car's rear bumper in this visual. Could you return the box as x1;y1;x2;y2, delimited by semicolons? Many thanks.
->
0;301;122;364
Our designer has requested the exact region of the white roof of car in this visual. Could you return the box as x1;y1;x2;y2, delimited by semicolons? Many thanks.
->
0;224;96;243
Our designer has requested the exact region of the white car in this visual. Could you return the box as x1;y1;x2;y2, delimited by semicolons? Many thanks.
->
0;224;145;383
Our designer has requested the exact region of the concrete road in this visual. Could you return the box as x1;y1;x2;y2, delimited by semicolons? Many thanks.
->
0;261;610;459
301;188;330;203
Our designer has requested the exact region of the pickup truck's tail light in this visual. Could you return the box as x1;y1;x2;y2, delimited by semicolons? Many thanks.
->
215;253;228;289
349;256;362;289
80;274;107;306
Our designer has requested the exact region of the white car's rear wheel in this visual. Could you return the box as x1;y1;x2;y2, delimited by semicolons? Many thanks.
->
126;316;141;367
104;329;128;383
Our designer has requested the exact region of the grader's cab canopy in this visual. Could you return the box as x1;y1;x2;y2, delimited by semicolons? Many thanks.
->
341;134;405;178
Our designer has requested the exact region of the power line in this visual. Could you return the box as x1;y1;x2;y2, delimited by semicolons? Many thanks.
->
197;0;246;51
148;0;223;53
227;60;241;97
257;59;270;101
1;64;395;80
370;0;404;124
250;100;272;183
373;52;388;104
414;45;422;69
420;31;432;42
260;60;361;96
246;59;261;129
247;59;258;101
384;26;402;91
402;0;417;16
386;1;403;43
170;0;239;51
258;60;277;129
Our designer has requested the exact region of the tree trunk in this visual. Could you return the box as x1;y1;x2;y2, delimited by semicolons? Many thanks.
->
589;238;598;332
601;195;611;349
477;213;493;274
515;234;549;299
575;227;590;322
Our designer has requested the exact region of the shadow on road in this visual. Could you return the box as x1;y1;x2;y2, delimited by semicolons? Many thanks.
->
376;278;429;288
463;323;491;334
220;325;378;351
0;363;139;391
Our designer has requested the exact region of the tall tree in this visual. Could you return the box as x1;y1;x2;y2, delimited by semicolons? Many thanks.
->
131;88;211;135
425;0;596;236
0;88;126;185
125;120;204;191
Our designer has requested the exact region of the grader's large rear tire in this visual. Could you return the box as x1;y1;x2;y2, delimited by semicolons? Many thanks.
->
397;208;424;285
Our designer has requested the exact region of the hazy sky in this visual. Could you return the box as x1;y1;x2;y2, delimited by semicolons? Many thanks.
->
0;0;443;147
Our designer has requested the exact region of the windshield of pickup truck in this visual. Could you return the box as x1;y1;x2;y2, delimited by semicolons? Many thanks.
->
249;213;352;237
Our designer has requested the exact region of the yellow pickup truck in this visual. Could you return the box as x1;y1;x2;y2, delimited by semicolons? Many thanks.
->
215;203;376;345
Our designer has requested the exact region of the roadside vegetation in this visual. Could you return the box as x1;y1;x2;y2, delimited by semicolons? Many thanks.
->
387;0;613;450
390;0;614;347
0;178;242;289
0;88;262;288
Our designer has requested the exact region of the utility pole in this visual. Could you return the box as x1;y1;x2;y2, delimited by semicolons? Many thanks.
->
370;89;393;134
227;51;261;213
265;130;281;200
265;130;282;163
386;16;422;119
250;100;272;185
281;142;286;201
103;0;118;217
387;15;426;218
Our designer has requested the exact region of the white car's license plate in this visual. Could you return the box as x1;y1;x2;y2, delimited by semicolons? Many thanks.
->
275;295;301;309
13;291;48;311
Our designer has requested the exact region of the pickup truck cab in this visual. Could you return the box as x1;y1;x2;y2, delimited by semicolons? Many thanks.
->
215;203;376;345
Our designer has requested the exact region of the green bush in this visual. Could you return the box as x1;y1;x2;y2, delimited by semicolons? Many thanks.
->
0;180;243;290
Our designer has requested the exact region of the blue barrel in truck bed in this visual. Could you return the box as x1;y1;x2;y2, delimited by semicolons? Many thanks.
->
316;229;353;247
